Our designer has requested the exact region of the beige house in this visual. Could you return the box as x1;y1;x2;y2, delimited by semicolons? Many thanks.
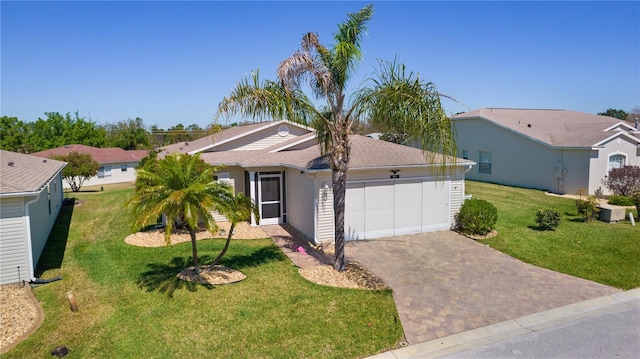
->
451;108;640;195
31;145;149;188
160;120;474;243
0;150;66;285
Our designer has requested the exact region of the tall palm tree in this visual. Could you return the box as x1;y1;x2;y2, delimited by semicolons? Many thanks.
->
128;153;250;275
217;4;456;271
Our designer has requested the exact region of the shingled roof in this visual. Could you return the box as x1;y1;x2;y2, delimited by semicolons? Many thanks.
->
31;145;149;164
451;108;640;148
0;150;66;195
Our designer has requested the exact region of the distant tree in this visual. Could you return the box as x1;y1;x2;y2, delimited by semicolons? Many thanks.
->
50;151;100;192
598;108;628;121
627;107;640;126
602;165;640;196
28;112;107;152
0;116;30;153
105;117;152;150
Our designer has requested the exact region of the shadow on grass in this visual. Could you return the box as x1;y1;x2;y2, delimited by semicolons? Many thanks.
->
137;246;286;298
219;246;287;270
35;198;75;277
136;256;214;298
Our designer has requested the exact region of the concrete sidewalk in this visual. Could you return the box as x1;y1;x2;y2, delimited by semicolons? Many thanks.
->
368;288;640;359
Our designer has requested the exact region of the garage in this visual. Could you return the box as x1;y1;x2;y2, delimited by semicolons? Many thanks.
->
344;178;451;240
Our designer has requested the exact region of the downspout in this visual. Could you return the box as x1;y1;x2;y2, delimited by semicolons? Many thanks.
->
24;193;42;283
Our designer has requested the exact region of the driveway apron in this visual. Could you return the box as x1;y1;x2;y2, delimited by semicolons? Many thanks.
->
345;231;620;344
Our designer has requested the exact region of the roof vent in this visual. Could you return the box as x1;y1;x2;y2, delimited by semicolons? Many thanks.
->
8;162;15;166
527;124;532;128
43;159;47;163
64;145;71;148
184;142;189;146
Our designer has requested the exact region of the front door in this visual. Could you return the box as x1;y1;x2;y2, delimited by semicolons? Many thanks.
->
258;173;282;225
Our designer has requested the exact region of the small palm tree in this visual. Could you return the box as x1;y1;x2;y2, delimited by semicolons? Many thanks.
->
128;153;253;275
217;4;456;271
212;192;258;266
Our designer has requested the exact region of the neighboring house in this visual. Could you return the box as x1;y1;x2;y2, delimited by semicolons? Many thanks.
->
0;150;66;285
160;120;474;243
31;145;149;188
451;108;640;195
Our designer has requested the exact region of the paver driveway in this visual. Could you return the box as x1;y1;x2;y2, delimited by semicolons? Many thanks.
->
345;231;620;344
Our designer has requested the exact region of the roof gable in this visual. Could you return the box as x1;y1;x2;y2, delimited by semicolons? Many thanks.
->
0;150;66;195
159;120;313;155
452;108;640;148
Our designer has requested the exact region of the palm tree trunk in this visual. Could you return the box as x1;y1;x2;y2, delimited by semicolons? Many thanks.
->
189;229;201;275
212;223;235;266
332;168;347;271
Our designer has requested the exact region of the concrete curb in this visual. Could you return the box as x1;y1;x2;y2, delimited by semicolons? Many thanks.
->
368;288;640;359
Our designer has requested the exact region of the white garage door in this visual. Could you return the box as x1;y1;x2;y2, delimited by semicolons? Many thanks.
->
345;179;450;240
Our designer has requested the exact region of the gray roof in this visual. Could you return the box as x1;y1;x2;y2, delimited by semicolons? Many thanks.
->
200;134;471;171
451;108;639;148
0;150;66;195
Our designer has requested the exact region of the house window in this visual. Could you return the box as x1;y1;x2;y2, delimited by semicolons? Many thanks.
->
214;172;230;182
98;165;112;178
478;151;492;174
608;154;626;172
121;164;128;171
462;150;469;160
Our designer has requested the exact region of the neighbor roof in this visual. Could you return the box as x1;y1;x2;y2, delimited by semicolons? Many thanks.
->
451;108;640;148
0;150;66;195
31;145;149;164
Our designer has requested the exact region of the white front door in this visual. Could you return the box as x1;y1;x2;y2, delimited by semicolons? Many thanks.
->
258;173;282;225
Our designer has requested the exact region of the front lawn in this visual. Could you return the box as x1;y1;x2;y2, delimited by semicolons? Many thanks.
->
6;185;402;358
466;181;640;290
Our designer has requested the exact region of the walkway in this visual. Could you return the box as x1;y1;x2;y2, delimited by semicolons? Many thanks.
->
345;231;621;344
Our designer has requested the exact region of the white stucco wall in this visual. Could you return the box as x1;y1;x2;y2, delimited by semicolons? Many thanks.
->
63;161;140;189
588;136;640;195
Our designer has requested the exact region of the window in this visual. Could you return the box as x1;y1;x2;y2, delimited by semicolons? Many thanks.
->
121;164;128;172
214;172;230;182
608;154;626;172
478;151;492;174
98;165;112;178
462;150;469;160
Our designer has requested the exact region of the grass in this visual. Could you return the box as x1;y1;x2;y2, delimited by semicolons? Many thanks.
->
6;185;402;358
466;181;640;290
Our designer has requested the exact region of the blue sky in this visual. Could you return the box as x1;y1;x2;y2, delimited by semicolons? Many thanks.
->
2;1;638;129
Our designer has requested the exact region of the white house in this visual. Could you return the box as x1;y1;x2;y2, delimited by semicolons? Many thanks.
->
160;120;475;243
0;150;66;285
451;108;640;195
31;144;149;188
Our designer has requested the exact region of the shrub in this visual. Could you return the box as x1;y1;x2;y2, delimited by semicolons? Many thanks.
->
535;208;561;230
575;190;599;222
632;193;640;219
608;195;635;207
455;198;498;235
602;165;640;196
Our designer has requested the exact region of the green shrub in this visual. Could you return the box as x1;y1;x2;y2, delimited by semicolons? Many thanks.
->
455;198;498;235
632;193;640;219
608;195;635;206
575;190;599;222
535;208;561;230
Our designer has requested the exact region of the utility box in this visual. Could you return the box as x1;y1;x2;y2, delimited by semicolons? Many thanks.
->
597;204;626;223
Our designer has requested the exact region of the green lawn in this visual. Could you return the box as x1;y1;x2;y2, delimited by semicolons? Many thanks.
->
6;186;402;358
466;181;640;290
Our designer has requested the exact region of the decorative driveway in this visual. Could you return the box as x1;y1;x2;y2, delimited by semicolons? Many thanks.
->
345;231;620;344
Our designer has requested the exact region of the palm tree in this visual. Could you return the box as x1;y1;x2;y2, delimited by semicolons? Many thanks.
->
217;4;456;271
211;192;258;266
128;152;251;275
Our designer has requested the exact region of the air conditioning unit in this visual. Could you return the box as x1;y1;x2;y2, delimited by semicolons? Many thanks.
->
597;204;626;223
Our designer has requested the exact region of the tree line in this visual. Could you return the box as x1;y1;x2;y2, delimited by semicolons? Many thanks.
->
0;111;221;154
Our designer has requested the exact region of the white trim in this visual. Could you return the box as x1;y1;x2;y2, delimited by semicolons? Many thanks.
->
188;120;314;155
593;131;640;147
607;151;629;172
603;121;637;132
24;194;41;282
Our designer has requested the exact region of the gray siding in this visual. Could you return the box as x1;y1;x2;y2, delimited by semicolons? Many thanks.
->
0;197;29;285
285;170;315;240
